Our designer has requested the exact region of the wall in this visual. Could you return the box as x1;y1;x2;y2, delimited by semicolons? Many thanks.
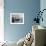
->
4;0;40;42
40;0;46;27
0;0;4;42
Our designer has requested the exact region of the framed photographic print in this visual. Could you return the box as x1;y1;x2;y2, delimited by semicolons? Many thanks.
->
10;13;24;24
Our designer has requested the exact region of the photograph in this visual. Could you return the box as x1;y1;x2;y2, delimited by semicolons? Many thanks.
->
10;13;24;24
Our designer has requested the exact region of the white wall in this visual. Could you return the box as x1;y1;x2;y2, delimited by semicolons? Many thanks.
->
0;0;4;42
40;0;46;27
